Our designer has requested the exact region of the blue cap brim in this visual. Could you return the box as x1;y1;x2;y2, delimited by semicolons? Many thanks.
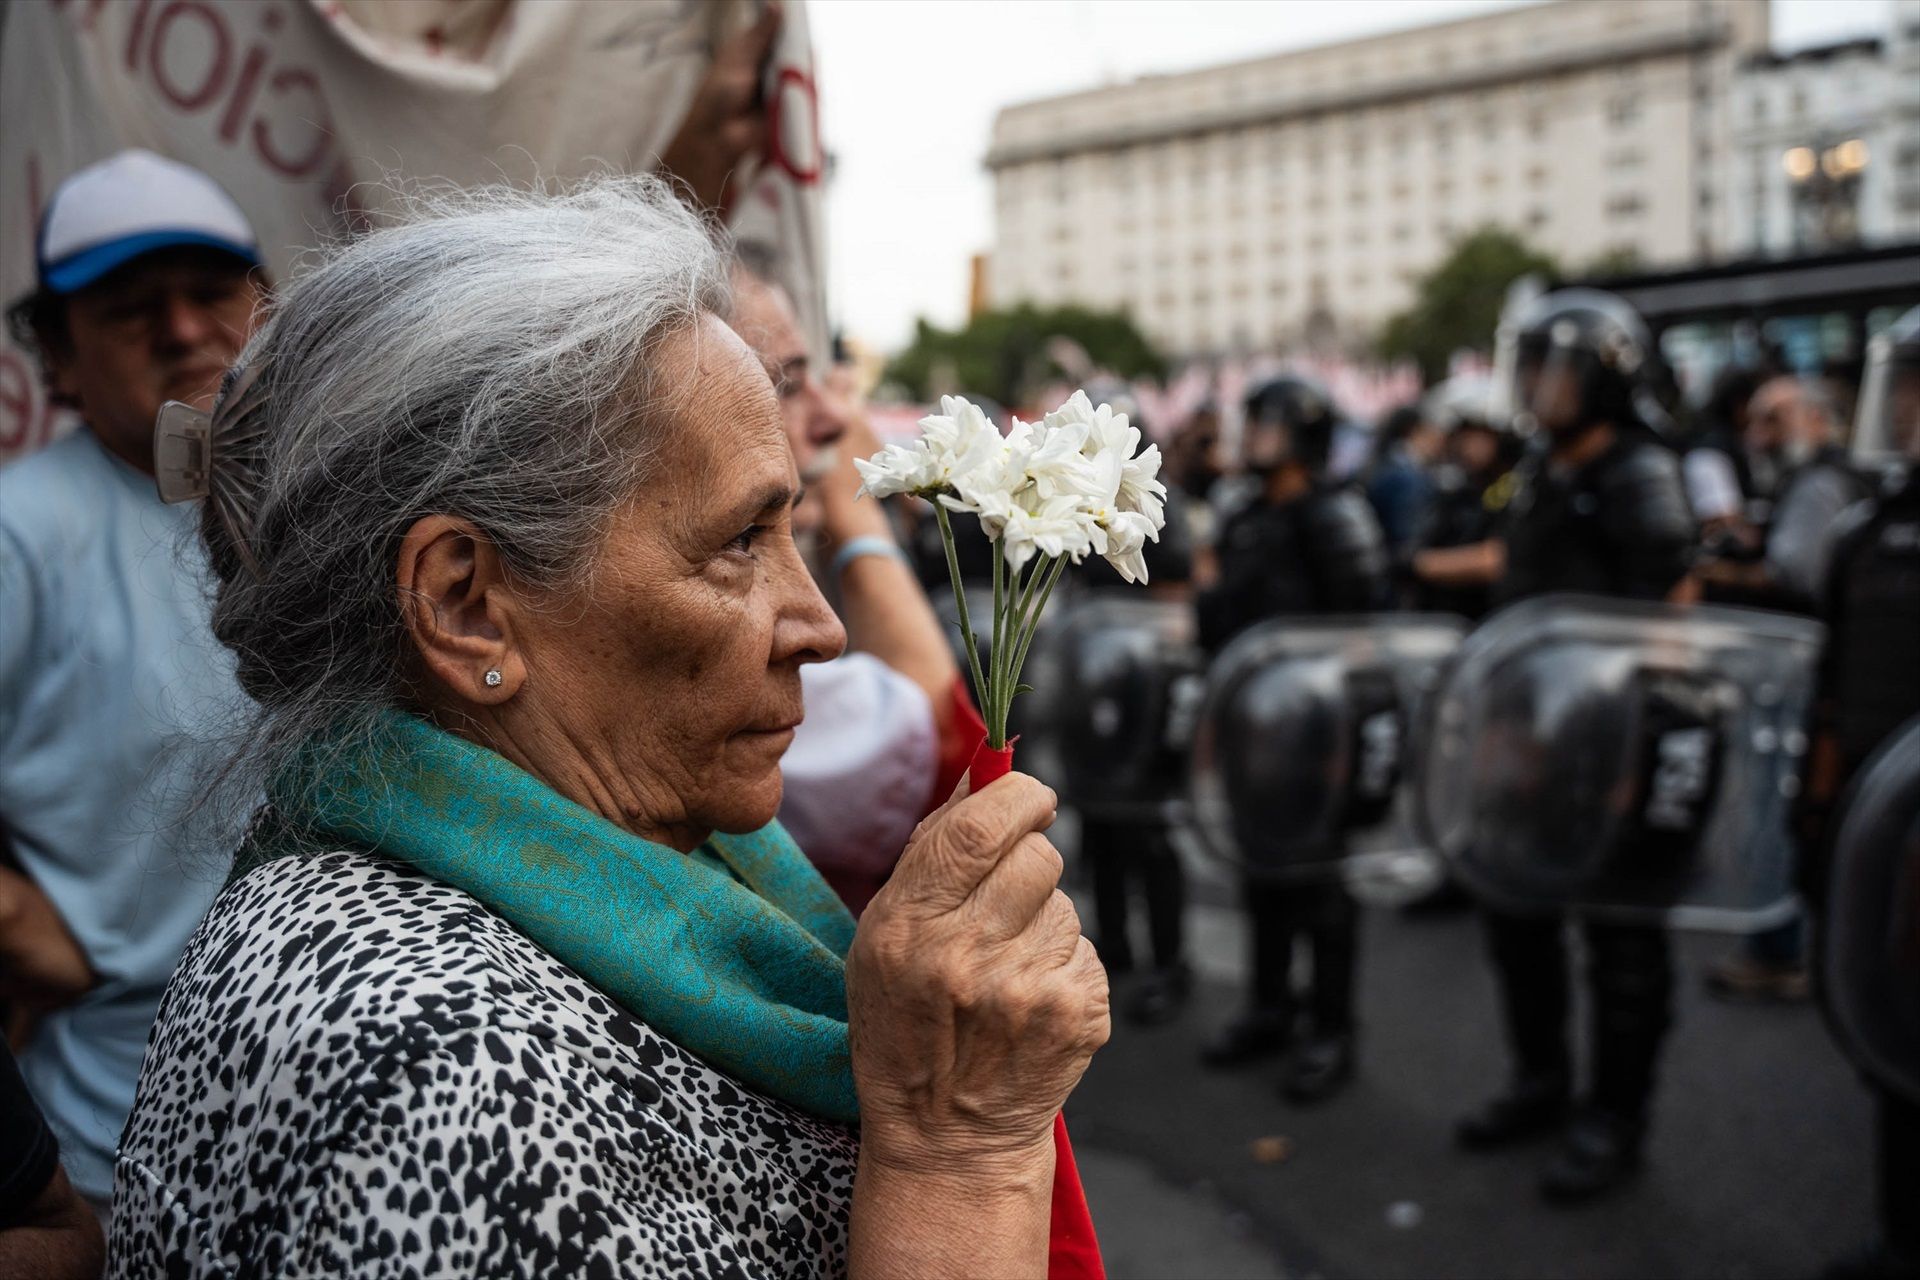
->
41;230;260;295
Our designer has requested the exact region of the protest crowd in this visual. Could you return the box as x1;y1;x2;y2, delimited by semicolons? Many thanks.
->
0;2;1917;1279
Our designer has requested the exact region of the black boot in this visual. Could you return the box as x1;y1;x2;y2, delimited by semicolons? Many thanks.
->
1281;1031;1354;1104
1126;962;1192;1027
1200;1007;1292;1068
1539;1108;1644;1204
1456;1072;1571;1150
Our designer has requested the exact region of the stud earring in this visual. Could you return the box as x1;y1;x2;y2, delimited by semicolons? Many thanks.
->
484;669;503;688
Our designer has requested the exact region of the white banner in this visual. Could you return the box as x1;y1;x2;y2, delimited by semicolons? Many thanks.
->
0;0;827;461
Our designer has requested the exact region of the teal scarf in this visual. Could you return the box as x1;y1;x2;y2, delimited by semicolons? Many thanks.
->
251;710;861;1124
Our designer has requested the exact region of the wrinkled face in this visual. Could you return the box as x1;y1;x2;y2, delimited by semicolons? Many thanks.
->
1744;378;1799;458
514;316;845;839
729;274;845;487
47;247;263;471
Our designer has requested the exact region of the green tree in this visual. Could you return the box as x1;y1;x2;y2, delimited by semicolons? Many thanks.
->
1377;227;1560;384
1580;246;1644;279
884;304;1167;407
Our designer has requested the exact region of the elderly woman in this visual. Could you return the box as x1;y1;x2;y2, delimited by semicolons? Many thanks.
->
110;179;1108;1278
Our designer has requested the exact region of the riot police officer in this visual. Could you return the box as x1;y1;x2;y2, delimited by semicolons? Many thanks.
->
1806;306;1920;1280
1195;375;1391;1101
1071;381;1200;1025
1456;289;1699;1203
1407;372;1525;620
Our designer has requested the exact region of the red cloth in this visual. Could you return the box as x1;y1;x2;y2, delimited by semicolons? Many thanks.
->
965;735;1106;1280
934;677;990;805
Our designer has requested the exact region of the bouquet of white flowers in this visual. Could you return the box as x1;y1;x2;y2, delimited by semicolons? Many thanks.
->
856;390;1169;762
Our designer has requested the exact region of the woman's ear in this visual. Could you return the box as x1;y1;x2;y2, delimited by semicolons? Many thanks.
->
395;515;524;704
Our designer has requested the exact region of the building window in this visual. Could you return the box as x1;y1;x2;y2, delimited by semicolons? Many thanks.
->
1606;192;1646;219
1606;96;1641;129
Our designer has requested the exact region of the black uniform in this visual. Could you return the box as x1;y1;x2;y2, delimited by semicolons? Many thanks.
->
1485;428;1696;1126
1812;474;1920;1270
1412;465;1519;619
1197;482;1390;1044
1200;483;1390;648
1079;488;1197;993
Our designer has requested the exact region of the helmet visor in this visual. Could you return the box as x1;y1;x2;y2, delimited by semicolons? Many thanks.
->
1499;327;1590;438
1853;336;1920;462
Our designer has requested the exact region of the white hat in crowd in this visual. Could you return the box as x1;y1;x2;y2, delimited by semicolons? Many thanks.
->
35;149;259;296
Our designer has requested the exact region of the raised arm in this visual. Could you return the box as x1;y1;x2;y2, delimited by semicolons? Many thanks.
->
819;410;961;734
846;773;1109;1279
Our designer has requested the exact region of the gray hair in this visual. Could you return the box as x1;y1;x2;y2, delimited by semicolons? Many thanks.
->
199;174;731;820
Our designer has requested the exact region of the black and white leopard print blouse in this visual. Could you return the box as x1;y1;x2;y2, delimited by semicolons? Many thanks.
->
109;847;858;1278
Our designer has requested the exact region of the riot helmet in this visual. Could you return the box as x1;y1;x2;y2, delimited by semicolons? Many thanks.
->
1424;371;1517;478
1243;375;1340;476
1494;288;1662;443
1852;305;1920;465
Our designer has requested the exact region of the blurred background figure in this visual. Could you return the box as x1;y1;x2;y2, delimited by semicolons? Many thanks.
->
1;151;264;1214
1406;371;1524;620
1195;375;1390;1102
1068;380;1199;1027
1362;402;1445;563
1697;375;1871;613
1802;305;1920;1280
1695;374;1873;1005
1456;289;1699;1204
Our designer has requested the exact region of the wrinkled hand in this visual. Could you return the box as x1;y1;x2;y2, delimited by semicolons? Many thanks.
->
846;773;1109;1175
657;3;782;218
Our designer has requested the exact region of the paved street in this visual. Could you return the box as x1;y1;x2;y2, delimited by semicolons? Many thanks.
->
1062;826;1876;1280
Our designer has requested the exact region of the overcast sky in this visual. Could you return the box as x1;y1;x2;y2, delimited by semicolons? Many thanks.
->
808;0;1892;353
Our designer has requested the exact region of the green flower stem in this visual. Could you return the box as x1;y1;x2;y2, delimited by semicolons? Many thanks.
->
932;503;988;724
1007;554;1069;697
991;552;1046;747
989;534;1008;748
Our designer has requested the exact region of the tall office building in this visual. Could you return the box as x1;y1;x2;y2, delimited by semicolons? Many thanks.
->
986;0;1770;359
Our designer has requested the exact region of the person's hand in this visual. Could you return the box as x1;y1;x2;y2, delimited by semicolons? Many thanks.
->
656;3;782;218
0;867;93;1047
819;406;891;545
845;773;1109;1178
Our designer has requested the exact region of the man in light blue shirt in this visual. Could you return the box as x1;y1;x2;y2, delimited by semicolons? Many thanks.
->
1;151;266;1210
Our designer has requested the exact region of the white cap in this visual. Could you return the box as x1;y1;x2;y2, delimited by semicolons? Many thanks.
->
36;149;259;296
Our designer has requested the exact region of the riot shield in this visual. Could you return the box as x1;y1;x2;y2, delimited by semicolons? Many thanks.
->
1188;615;1468;887
1821;715;1920;1105
1418;594;1821;928
1037;597;1207;822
